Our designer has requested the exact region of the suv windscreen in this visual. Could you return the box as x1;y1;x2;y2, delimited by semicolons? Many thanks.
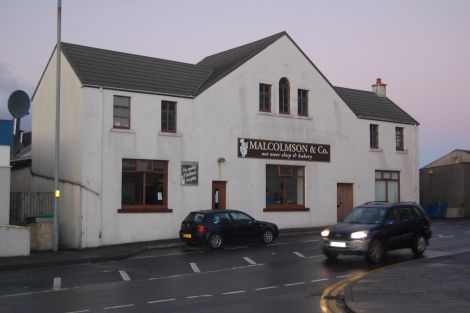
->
343;207;387;224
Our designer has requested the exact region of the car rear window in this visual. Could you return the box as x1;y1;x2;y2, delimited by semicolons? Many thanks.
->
183;212;206;224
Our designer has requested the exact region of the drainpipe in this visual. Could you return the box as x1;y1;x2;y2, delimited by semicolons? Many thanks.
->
99;86;104;246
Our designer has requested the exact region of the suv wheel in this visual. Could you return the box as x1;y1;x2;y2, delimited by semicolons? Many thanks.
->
366;239;384;263
208;233;223;249
261;229;274;244
412;235;427;256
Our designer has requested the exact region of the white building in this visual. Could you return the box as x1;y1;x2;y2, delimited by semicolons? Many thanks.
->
18;32;419;248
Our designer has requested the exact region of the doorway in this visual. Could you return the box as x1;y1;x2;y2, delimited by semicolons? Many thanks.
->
212;181;226;210
337;183;353;222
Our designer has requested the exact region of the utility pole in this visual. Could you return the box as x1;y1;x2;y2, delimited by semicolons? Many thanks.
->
53;0;62;251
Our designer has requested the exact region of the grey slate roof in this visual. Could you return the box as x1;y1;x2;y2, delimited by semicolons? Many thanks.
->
55;33;417;126
61;43;212;97
334;86;419;125
195;32;286;95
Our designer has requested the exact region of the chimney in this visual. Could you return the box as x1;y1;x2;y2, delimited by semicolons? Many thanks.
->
372;78;387;97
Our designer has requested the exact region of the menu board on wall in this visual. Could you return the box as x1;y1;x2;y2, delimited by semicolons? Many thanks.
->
181;162;198;186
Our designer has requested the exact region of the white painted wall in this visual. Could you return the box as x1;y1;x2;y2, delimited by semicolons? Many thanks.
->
0;146;10;224
27;35;419;247
0;225;30;257
31;50;84;248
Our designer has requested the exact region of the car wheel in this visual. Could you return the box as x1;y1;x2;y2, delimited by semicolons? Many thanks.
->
412;235;427;256
366;239;384;263
208;233;223;249
323;249;338;260
261;229;275;244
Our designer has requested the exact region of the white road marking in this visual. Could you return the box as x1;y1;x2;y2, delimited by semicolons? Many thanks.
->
243;257;257;265
130;251;203;260
0;287;80;298
284;282;306;287
148;298;176;304
53;277;61;290
438;234;455;239
255;286;279;291
119;270;131;281
311;278;329;283
186;294;213;299
64;310;90;313
336;274;351;279
270;242;288;246
190;262;201;273
222;290;246;295
303;239;319;243
307;254;324;259
224;246;249;250
293;251;306;258
104;304;134;310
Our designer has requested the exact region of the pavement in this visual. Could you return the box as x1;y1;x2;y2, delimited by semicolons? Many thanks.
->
343;250;470;313
0;227;319;271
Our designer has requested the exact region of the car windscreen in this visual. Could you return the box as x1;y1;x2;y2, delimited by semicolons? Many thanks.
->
343;207;387;224
183;212;206;224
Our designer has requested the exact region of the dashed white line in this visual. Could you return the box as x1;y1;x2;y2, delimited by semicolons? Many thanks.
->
307;254;324;259
53;277;61;290
303;239;319;243
190;262;201;273
148;298;176;304
270;242;288;246
243;257;257;265
293;251;306;258
186;294;213;299
336;274;351;279
255;286;279;291
222;290;246;295
311;278;329;283
64;310;90;313
284;282;306;287
119;270;131;281
104;304;134;310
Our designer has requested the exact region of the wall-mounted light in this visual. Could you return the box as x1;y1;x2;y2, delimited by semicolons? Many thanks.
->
217;157;226;163
428;169;433;175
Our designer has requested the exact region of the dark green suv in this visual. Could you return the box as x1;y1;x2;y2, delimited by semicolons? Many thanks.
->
321;202;432;263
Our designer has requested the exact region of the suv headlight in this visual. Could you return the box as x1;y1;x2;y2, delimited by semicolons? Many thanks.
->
321;229;330;237
351;231;368;239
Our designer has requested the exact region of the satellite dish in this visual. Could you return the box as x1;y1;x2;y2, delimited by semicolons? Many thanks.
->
8;90;30;118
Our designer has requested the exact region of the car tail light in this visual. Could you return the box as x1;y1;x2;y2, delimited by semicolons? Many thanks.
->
196;225;207;233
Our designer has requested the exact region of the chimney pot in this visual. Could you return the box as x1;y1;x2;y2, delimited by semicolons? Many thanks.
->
372;78;387;97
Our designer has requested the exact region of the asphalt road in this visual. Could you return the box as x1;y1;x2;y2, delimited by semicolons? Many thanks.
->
1;220;469;313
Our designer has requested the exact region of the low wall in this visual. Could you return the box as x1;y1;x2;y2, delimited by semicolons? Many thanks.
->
0;225;30;257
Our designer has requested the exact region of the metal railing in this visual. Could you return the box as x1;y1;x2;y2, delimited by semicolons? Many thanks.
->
10;192;54;225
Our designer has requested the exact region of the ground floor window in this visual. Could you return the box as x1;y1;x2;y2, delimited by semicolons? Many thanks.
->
265;164;307;211
119;159;171;213
375;170;400;202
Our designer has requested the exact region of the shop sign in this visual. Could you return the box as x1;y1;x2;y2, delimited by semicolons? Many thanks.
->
181;162;198;186
238;138;330;162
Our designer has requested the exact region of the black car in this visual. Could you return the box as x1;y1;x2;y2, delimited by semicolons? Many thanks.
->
321;202;432;263
179;210;279;249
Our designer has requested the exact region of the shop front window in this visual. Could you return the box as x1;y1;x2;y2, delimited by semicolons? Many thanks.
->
265;165;306;211
119;159;171;213
375;170;400;202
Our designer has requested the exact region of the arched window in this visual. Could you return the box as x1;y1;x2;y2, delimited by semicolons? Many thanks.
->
279;77;290;114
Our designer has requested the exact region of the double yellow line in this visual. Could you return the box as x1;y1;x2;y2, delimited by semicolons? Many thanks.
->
320;273;366;313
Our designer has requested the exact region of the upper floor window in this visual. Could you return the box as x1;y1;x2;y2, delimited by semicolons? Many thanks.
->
161;101;176;133
395;127;404;151
298;89;308;116
259;83;271;112
279;77;290;114
370;124;379;149
113;96;130;129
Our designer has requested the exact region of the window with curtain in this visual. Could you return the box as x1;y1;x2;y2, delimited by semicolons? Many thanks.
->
279;77;290;114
